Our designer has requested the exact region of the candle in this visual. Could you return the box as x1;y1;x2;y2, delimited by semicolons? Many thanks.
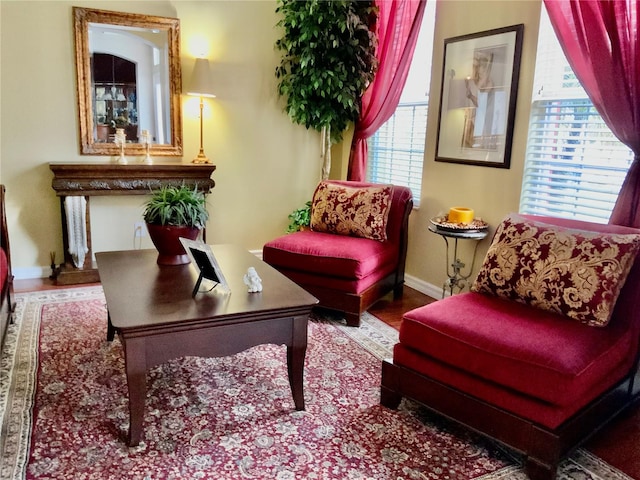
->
141;129;152;164
448;207;474;224
114;128;126;145
114;128;127;164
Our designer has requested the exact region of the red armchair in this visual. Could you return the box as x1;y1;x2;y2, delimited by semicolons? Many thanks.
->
263;180;413;327
381;214;640;480
0;185;15;352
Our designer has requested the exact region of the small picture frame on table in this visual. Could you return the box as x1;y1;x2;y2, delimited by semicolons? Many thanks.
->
435;24;524;168
179;238;230;296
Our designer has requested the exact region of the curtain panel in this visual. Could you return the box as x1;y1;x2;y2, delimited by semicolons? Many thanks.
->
544;0;640;227
347;0;427;182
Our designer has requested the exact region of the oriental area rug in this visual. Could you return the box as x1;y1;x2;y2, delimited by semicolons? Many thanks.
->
0;287;633;479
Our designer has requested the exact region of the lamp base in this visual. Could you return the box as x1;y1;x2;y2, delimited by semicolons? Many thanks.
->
192;150;211;164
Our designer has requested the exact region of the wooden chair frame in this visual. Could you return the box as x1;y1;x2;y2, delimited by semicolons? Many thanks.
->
381;358;640;479
0;185;15;352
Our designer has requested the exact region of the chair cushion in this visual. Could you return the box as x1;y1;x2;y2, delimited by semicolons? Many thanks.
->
393;343;578;429
271;266;391;295
472;213;640;326
310;181;393;241
263;230;398;281
398;292;637;408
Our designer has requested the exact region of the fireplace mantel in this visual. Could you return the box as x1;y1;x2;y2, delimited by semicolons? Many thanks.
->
49;162;216;284
49;162;216;196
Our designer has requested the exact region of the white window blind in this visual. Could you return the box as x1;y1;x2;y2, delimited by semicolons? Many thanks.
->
367;102;427;207
521;99;633;221
519;6;633;223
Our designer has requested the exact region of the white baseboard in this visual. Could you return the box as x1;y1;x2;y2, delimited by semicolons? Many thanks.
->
13;266;50;280
404;274;443;301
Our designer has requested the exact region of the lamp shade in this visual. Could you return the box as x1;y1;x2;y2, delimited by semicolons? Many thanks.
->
186;58;216;97
447;78;469;110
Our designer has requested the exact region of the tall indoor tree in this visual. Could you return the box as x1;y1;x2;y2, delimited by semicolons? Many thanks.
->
275;0;378;179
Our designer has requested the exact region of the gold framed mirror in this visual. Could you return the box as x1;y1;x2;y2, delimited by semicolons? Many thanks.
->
74;7;183;156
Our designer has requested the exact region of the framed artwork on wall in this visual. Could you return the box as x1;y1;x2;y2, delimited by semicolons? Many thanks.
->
435;24;524;168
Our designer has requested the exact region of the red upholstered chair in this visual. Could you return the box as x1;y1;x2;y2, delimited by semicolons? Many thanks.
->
0;185;15;353
381;214;640;480
263;180;413;327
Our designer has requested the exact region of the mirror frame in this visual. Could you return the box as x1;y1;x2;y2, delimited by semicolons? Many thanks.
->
74;7;183;156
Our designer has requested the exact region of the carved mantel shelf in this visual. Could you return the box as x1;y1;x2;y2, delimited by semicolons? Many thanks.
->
48;162;216;285
49;162;216;196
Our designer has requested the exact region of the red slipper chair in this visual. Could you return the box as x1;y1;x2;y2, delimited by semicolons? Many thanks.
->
263;180;413;327
381;213;640;479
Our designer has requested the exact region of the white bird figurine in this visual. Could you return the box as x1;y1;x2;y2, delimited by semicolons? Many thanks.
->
243;267;263;293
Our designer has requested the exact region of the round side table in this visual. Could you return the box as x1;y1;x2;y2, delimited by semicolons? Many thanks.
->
428;224;488;298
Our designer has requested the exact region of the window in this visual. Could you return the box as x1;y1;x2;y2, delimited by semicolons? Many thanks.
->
366;1;436;208
367;103;427;207
519;6;633;223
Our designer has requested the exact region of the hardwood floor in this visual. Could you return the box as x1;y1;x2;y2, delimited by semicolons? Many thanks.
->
13;279;640;478
367;285;436;329
14;277;100;293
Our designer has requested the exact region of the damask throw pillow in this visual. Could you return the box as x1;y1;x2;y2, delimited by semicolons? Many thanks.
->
472;213;640;326
310;181;393;241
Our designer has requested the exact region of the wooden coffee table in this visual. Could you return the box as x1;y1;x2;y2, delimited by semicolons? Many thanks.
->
95;245;318;446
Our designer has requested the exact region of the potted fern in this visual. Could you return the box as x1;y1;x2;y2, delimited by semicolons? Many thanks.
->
142;184;209;265
286;201;312;233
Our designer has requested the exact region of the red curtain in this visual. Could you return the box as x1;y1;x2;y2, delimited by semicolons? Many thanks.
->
544;0;640;226
347;0;427;181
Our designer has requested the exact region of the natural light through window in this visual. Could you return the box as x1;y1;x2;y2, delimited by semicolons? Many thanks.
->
519;5;633;223
366;1;436;209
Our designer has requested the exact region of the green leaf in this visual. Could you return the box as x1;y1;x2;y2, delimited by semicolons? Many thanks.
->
274;0;378;145
143;184;209;227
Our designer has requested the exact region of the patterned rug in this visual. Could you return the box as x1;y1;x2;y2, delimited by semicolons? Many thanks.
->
0;287;633;479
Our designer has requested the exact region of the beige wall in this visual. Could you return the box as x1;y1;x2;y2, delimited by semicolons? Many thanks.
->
0;0;542;296
407;0;541;295
1;0;322;278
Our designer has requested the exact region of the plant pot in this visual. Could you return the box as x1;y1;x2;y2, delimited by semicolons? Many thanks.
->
146;223;201;265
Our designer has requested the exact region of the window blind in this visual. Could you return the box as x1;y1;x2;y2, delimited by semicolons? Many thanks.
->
519;4;633;223
367;102;427;208
520;98;633;222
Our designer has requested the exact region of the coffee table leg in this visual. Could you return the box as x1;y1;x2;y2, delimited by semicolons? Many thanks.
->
107;312;116;342
123;337;147;446
287;315;308;410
